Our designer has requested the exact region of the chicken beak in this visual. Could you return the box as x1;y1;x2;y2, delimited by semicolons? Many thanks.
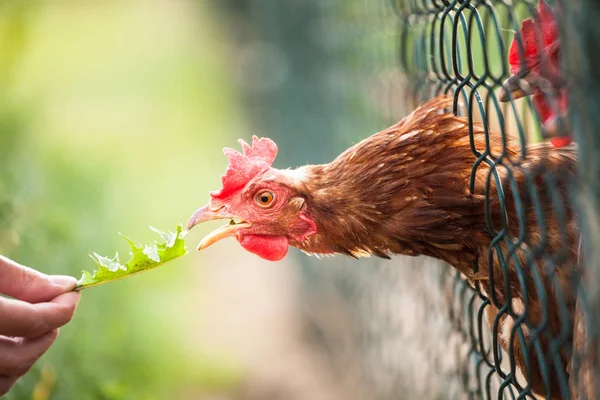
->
186;205;251;251
187;204;221;230
499;73;535;102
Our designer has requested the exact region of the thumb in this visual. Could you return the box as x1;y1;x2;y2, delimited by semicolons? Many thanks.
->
50;275;78;292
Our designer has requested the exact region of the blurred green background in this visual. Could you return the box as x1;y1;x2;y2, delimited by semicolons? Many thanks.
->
0;1;248;398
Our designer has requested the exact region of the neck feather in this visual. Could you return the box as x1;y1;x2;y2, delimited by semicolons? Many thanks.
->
292;103;497;267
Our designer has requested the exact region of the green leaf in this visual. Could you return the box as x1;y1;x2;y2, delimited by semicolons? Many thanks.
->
76;225;187;290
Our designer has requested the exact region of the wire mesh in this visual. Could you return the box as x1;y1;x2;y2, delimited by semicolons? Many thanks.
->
318;0;584;399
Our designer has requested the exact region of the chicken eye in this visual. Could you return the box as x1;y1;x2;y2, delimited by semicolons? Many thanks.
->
255;191;275;207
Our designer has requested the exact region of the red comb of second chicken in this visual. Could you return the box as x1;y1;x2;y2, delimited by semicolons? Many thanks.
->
508;0;558;73
211;136;278;200
503;0;571;148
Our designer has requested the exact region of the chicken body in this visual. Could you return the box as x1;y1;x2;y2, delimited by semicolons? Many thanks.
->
188;96;579;399
304;97;579;398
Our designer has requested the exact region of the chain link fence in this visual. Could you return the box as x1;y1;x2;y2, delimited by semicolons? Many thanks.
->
318;1;590;398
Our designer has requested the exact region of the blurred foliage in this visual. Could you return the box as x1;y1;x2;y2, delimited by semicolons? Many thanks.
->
0;1;248;399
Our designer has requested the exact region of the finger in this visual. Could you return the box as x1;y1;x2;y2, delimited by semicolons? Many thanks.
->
0;292;80;338
0;255;77;303
0;375;18;396
0;330;59;379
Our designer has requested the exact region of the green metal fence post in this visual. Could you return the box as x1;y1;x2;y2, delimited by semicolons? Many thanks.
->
561;1;600;398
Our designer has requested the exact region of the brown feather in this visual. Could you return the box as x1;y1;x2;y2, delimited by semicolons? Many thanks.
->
291;96;579;399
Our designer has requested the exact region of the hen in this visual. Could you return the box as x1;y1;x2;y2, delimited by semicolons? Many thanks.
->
187;96;579;399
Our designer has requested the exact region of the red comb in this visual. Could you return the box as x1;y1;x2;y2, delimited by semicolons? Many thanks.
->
508;0;558;73
211;136;278;200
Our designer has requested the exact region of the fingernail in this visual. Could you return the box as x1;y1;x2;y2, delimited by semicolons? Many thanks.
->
50;275;77;290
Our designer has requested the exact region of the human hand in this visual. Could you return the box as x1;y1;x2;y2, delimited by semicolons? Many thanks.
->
0;255;80;396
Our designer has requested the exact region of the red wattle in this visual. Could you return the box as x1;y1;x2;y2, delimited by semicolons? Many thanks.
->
550;137;572;148
238;235;289;261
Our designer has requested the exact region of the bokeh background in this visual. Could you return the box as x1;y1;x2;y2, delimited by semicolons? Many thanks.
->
0;1;539;399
